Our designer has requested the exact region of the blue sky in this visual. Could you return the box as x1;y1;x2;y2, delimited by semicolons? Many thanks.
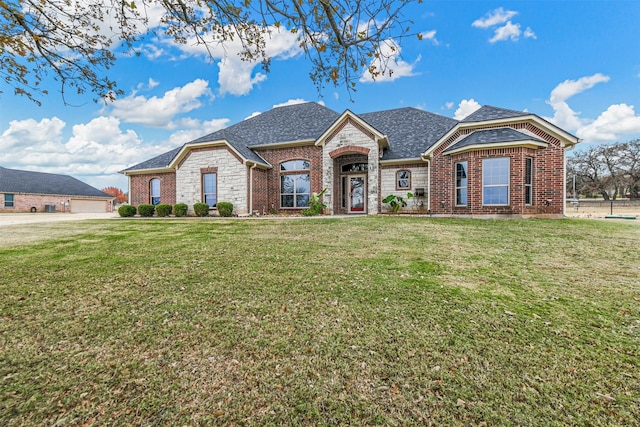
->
1;0;639;190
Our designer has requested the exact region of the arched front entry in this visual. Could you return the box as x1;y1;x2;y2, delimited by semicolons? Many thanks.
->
333;155;369;214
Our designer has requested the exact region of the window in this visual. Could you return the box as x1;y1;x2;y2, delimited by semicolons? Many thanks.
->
482;157;510;205
455;162;468;206
280;160;310;208
4;194;14;208
150;179;161;205
525;158;533;205
203;173;217;207
397;170;411;190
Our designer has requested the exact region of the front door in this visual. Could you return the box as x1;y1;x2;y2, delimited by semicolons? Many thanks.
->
349;175;366;213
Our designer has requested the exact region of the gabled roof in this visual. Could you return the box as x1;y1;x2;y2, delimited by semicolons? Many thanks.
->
123;103;340;172
443;128;547;154
462;105;529;122
360;108;459;160
0;166;110;198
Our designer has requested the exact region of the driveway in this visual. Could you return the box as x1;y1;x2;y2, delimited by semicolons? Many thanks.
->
0;212;118;227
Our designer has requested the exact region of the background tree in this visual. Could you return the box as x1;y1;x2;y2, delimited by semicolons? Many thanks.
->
566;138;640;199
1;0;420;105
102;186;127;203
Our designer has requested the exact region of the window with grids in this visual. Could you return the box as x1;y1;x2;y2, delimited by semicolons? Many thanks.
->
203;173;217;207
482;157;510;205
280;160;310;208
150;179;161;205
396;170;411;190
455;162;468;206
3;194;14;208
525;157;533;205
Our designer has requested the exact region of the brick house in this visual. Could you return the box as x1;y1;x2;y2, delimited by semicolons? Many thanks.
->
121;102;578;218
0;166;113;213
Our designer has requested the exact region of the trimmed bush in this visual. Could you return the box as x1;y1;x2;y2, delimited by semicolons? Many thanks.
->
137;204;155;217
117;204;136;217
193;202;210;217
156;203;172;217
217;201;233;217
174;203;188;217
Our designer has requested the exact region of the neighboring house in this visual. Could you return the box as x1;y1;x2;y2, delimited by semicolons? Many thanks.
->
121;102;579;218
0;166;113;213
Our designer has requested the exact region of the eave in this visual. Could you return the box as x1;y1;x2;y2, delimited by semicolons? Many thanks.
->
443;140;548;156
379;157;426;166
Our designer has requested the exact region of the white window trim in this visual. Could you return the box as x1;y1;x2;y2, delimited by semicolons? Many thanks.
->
482;157;510;206
455;161;468;206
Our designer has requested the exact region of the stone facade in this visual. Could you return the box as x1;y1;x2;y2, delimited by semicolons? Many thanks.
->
322;120;381;214
380;164;429;213
176;146;248;214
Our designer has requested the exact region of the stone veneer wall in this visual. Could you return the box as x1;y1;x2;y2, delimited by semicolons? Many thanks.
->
322;121;380;214
380;163;429;213
176;146;248;214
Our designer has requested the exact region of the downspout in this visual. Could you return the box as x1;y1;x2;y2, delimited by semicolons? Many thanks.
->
249;162;257;215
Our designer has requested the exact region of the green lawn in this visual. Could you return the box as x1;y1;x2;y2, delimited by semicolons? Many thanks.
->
1;217;639;426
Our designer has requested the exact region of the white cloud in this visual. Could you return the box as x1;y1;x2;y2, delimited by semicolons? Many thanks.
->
158;26;302;96
360;39;420;83
166;118;230;145
577;104;640;142
489;21;522;43
109;79;213;127
0;117;65;150
544;74;640;143
472;8;518;29
524;27;537;39
545;73;610;130
473;8;535;44
444;102;454;109
419;30;440;45
454;99;481;120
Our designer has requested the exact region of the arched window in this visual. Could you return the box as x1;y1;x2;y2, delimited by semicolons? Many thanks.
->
396;170;411;190
280;160;310;208
150;178;161;205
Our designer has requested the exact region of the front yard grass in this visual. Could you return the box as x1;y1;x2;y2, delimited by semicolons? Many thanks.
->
1;216;639;425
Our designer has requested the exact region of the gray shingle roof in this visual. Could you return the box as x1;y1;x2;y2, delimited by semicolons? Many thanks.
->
443;128;546;153
359;108;459;160
121;147;182;172
462;105;529;122
122;103;546;172
0;166;110;197
124;102;340;171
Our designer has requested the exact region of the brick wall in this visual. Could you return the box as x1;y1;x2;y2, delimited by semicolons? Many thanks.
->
0;193;109;213
430;122;566;217
254;144;323;214
129;172;176;206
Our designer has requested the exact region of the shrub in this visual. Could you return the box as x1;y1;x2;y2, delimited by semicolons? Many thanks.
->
137;204;155;217
174;203;188;217
193;202;210;217
156;204;172;217
301;188;327;216
217;201;233;217
117;204;136;217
